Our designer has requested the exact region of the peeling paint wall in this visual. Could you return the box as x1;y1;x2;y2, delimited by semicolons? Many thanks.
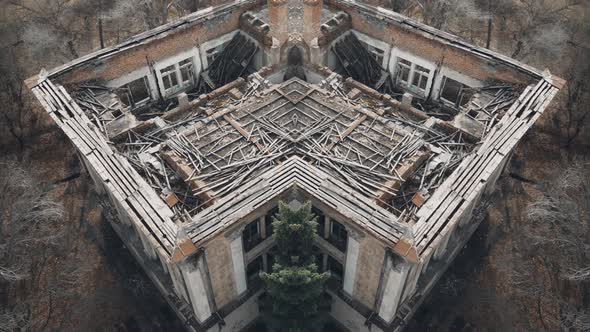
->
204;235;238;309
352;236;386;309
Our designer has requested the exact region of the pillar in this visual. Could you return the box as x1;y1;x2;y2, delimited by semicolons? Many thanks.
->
324;216;331;239
268;0;289;46
343;235;360;295
230;235;247;294
377;254;411;323
303;0;322;46
433;225;454;260
178;255;213;322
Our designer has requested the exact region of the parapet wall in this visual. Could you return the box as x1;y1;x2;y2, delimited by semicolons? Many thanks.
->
48;0;262;85
327;0;541;85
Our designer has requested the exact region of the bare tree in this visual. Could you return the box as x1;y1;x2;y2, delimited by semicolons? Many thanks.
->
556;35;590;146
560;305;590;331
498;160;590;330
0;159;65;329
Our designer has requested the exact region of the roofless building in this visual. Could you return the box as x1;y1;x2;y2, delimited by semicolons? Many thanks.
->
27;1;563;331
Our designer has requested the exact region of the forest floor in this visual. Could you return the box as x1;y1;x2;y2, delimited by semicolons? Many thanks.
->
407;122;589;331
3;124;184;331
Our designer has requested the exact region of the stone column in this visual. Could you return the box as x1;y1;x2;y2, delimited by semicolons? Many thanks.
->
433;224;455;260
342;235;360;295
303;0;322;46
324;216;331;239
377;254;411;323
230;235;247;294
179;255;213;323
268;0;289;46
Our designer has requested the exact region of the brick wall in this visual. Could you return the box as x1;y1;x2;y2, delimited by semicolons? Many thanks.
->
55;8;248;85
337;5;537;85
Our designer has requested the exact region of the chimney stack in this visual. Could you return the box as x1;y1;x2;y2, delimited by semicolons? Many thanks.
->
303;0;323;46
268;0;289;46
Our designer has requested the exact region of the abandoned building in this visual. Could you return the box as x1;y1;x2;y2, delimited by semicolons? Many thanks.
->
26;0;564;331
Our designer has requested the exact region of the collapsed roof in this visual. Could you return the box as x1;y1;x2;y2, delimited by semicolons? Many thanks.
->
26;0;564;264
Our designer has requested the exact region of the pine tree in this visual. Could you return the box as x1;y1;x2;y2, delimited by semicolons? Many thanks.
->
260;200;331;332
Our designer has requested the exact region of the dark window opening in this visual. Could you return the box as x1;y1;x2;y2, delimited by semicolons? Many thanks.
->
312;206;325;238
247;255;264;280
328;220;348;252
312;246;324;271
243;220;262;252
265;207;279;238
179;58;195;85
266;253;275;273
327;256;343;282
283;46;307;82
397;58;411;84
440;77;473;108
117;77;150;108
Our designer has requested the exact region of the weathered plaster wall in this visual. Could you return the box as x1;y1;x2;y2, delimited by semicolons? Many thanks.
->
352;236;386;309
204;235;238;309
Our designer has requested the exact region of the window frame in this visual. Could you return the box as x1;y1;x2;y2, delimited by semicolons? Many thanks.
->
158;56;197;97
396;58;412;85
328;219;348;252
117;76;151;108
242;219;262;253
395;57;433;96
178;58;195;86
246;255;264;281
439;76;473;108
327;255;344;282
312;206;326;238
411;65;430;92
160;64;180;94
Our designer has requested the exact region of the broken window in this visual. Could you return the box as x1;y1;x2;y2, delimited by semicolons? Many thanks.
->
411;65;430;91
159;57;196;96
117;76;150;108
205;41;230;67
243;219;262;252
440;76;473;108
328;219;348;252
396;58;411;85
396;58;432;95
372;48;385;66
160;64;179;93
179;58;195;85
359;40;385;65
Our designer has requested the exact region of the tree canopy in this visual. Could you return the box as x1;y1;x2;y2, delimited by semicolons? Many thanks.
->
260;200;331;332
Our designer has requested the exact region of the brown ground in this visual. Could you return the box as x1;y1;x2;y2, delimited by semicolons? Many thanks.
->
2;116;184;331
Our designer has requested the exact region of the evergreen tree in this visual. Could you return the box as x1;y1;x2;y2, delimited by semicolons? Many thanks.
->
260;200;331;332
